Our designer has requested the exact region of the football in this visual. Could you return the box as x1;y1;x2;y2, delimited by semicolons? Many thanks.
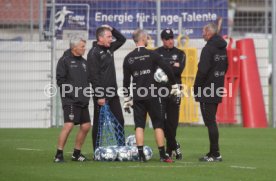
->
126;135;136;146
154;67;168;83
94;147;104;161
94;146;117;161
127;146;139;161
101;147;117;161
117;146;132;161
143;145;153;160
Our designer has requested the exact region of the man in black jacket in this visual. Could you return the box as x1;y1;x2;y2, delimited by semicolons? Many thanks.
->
155;29;185;160
87;25;126;151
123;29;182;162
54;36;91;163
194;23;228;162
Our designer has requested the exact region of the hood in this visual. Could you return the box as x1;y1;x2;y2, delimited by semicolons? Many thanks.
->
207;34;227;49
63;49;72;56
63;49;82;59
92;41;97;47
93;41;109;50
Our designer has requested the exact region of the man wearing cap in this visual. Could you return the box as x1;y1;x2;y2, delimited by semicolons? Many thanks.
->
155;28;186;160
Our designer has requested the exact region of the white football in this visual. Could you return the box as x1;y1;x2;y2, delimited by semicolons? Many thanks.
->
154;68;168;83
101;147;117;161
127;146;139;161
126;135;136;146
143;145;153;160
117;146;132;161
94;147;104;161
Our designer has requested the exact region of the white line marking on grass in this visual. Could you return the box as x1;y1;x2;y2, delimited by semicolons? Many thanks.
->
109;163;211;169
109;165;186;169
177;161;200;164
230;165;257;170
16;148;42;151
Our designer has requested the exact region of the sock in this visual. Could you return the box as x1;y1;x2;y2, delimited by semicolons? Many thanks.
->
56;149;63;157
73;148;81;156
137;146;144;157
158;146;166;158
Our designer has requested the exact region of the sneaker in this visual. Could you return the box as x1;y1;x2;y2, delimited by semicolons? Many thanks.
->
175;142;183;160
71;153;87;162
160;155;174;163
199;154;222;162
54;154;64;163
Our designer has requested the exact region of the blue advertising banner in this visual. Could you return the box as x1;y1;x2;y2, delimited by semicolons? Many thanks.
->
48;0;228;39
46;3;89;39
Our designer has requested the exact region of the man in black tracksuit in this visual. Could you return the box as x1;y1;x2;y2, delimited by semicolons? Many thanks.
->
194;23;228;162
123;29;182;163
54;36;91;162
87;25;126;151
155;29;185;160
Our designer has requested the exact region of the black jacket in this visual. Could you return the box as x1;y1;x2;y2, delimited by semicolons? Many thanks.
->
155;46;186;85
194;34;228;103
123;47;176;101
87;28;126;99
56;49;90;107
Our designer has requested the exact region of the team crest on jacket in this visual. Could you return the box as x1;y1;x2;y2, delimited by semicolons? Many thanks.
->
172;54;178;60
107;50;113;57
214;71;220;77
69;113;74;121
128;58;134;64
215;55;220;61
133;71;139;77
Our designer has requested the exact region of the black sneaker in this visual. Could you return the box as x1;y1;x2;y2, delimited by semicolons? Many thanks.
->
71;153;87;162
199;154;222;162
54;154;64;163
175;142;183;160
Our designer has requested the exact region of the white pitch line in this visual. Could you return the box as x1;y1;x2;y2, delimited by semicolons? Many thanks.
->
230;165;257;170
177;161;202;164
109;163;211;169
16;148;42;151
110;165;187;169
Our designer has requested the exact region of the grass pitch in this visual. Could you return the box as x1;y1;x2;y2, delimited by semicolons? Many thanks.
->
0;126;275;181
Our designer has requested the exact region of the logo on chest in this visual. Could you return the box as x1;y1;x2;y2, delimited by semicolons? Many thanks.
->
70;60;78;68
100;50;113;60
172;54;178;60
128;58;134;64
